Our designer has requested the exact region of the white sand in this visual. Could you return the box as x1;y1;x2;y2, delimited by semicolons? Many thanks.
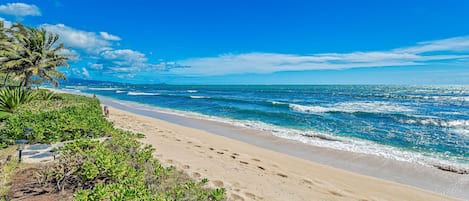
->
107;106;459;201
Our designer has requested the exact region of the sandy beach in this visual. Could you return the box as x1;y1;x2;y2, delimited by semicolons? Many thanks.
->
105;104;461;201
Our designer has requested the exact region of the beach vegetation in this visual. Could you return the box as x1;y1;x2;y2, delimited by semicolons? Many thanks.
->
0;91;226;200
37;136;225;200
0;87;37;114
0;92;113;144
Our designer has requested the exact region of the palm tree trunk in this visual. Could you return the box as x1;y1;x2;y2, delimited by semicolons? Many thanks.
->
3;73;10;86
21;72;32;87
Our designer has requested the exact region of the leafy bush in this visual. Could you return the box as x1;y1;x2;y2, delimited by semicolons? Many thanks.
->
0;87;37;113
33;89;58;101
0;92;113;144
1;91;226;200
40;136;225;201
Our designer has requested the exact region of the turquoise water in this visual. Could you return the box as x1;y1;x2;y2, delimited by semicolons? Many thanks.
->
63;84;469;169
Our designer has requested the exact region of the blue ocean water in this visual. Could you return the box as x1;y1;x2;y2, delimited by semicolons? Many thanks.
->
63;84;469;169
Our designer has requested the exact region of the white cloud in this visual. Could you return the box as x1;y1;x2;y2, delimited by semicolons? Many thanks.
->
41;24;112;53
396;36;469;53
96;49;151;73
89;63;103;70
0;17;12;28
173;35;469;75
101;49;147;64
99;32;121;41
71;67;91;78
39;23;176;77
0;3;41;16
81;68;90;78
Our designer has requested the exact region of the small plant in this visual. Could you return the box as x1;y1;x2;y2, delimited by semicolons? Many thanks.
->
135;133;145;138
33;89;57;100
0;87;37;113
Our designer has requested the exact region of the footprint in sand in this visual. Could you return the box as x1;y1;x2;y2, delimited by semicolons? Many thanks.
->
175;139;181;142
192;172;201;178
216;151;224;155
232;153;239;156
194;145;202;148
328;190;344;197
301;179;314;185
239;161;249;165
244;192;256;199
186;141;192;144
231;155;236;159
277;173;288;178
183;165;190;169
231;194;245;201
257;166;265;170
209;147;215;151
212;180;224;187
251;158;261;162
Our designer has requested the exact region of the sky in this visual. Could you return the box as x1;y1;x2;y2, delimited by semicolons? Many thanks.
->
0;0;469;84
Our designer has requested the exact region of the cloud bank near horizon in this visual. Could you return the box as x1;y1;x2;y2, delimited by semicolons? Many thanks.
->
172;36;469;76
0;2;468;82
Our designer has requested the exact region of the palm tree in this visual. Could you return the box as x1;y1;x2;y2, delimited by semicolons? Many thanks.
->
0;23;71;87
0;21;18;86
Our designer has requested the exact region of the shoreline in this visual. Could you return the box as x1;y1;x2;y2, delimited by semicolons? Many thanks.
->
98;96;467;200
54;89;468;200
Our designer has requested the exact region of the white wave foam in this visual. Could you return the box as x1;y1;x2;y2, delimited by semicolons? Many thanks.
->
62;89;81;93
190;96;208;99
290;104;331;113
87;87;121;91
186;90;198;93
103;98;469;170
452;128;469;137
127;92;160;96
290;101;414;114
115;90;126;94
402;119;469;128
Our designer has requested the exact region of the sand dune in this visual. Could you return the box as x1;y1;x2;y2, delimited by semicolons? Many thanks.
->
107;106;459;201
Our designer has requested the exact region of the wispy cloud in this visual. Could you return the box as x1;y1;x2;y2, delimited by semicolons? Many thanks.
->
395;36;469;53
100;31;121;41
0;3;41;16
173;36;469;75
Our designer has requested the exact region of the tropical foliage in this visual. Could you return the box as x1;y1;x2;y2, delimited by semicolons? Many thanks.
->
0;91;226;200
0;93;113;144
0;21;71;87
40;137;225;201
0;87;36;114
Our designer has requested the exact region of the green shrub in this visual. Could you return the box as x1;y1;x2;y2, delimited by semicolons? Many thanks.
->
40;136;225;201
1;91;226;200
0;87;37;113
33;89;58;101
0;93;113;144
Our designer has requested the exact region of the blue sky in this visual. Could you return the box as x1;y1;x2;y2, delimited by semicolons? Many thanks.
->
1;0;469;84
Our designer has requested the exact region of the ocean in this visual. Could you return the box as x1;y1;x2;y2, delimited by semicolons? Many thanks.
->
62;84;469;171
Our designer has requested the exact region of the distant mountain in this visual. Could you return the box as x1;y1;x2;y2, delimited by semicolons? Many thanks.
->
60;78;127;86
